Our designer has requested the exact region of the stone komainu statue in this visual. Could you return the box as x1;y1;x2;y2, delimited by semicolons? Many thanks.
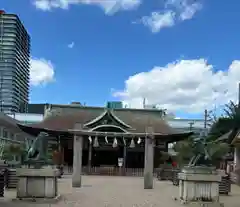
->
25;132;49;165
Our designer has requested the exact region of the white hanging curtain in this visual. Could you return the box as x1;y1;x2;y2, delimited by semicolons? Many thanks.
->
112;137;118;148
93;136;99;147
88;136;92;144
105;136;108;144
129;137;135;148
137;137;141;144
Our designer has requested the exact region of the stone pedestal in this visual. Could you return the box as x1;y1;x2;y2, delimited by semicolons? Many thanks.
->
16;167;60;202
178;166;223;206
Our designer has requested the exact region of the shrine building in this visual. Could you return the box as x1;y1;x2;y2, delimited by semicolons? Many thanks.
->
18;104;192;175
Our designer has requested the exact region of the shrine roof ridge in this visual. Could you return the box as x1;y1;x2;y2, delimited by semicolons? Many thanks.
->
47;104;165;113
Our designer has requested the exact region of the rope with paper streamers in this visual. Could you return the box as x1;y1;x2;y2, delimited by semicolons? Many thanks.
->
88;134;143;148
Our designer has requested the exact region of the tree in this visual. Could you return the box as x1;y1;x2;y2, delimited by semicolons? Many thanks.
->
2;143;25;161
2;142;31;164
173;100;239;168
173;137;229;167
172;138;195;167
207;142;230;165
208;117;232;140
223;101;240;125
208;100;240;142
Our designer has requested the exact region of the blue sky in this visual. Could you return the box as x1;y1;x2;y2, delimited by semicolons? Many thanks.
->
2;0;240;119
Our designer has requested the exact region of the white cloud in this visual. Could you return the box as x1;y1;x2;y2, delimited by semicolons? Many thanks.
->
113;59;240;113
30;58;55;86
166;0;202;21
135;11;176;33
33;0;141;14
137;0;202;33
68;42;75;49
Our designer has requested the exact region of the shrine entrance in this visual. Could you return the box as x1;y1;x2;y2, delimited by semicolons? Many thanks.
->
92;148;119;167
126;150;144;168
16;106;193;182
62;124;133;169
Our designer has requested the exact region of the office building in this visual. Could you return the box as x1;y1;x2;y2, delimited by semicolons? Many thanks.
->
0;10;30;113
106;101;123;109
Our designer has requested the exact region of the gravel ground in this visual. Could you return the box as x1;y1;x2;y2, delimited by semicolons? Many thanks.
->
0;175;240;207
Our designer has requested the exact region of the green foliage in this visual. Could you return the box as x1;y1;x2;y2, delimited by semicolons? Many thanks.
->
206;142;229;161
172;138;195;166
223;101;240;125
207;101;240;141
2;143;28;162
172;100;239;167
4;143;23;155
208;117;232;139
173;136;230;167
159;151;170;162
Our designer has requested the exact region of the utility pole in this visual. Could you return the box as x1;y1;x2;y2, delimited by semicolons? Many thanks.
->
143;97;146;109
202;109;209;137
204;109;207;130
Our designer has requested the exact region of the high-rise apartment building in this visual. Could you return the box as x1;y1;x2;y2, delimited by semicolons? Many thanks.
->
0;10;30;113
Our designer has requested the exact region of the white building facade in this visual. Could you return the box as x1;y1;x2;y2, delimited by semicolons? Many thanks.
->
7;113;44;124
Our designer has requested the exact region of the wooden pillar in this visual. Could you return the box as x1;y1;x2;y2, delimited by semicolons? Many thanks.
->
57;136;62;165
88;142;92;171
61;147;64;164
58;136;61;151
123;145;127;169
72;123;83;188
144;127;154;189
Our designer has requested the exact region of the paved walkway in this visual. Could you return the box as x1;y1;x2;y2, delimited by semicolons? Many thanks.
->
0;176;240;206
